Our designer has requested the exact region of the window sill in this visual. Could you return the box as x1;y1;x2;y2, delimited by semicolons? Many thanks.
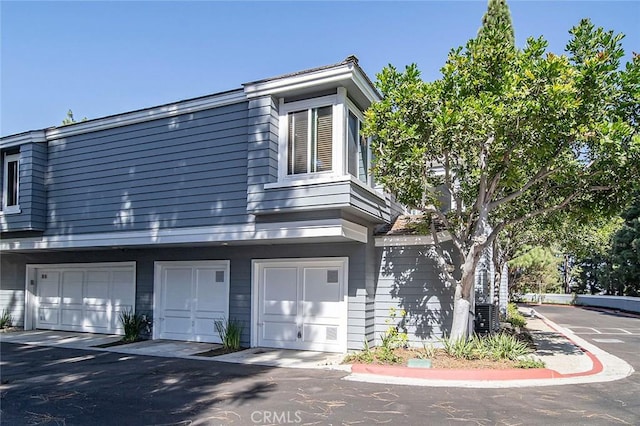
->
0;206;22;215
265;175;386;199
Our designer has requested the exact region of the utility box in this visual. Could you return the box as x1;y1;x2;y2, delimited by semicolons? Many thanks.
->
475;303;497;334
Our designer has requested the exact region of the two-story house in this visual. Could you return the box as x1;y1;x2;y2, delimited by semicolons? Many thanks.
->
1;57;456;352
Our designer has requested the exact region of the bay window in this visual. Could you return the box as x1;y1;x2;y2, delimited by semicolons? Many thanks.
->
277;90;372;186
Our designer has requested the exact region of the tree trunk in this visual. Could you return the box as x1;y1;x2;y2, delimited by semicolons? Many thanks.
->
449;246;481;340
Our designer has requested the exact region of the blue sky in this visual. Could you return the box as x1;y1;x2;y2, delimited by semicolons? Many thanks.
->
1;1;638;137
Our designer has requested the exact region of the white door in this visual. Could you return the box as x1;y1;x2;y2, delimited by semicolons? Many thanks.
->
253;258;348;352
154;261;229;343
34;263;136;334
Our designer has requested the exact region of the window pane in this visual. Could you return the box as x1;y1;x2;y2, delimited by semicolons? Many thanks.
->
288;110;308;174
314;106;332;172
348;112;358;177
6;159;18;206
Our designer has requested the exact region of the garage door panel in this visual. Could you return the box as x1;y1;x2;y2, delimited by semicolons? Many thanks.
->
302;324;339;344
194;269;227;313
194;318;218;341
164;270;192;311
38;307;59;326
61;308;83;326
263;322;298;342
61;272;84;305
256;259;347;353
85;285;109;306
34;264;136;335
163;316;192;334
156;261;229;344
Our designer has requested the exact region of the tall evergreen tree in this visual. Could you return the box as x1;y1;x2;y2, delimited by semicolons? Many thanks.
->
479;0;515;46
610;195;640;296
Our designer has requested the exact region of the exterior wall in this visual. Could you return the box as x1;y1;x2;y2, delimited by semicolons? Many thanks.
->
521;293;640;314
44;101;251;236
0;254;26;327
1;240;375;349
0;142;47;232
375;245;455;346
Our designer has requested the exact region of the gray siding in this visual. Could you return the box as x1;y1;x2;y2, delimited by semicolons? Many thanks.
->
1;241;373;349
0;254;26;327
44;102;251;235
249;179;390;223
0;142;47;232
375;245;455;346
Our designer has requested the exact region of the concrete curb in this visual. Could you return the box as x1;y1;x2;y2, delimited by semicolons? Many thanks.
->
344;311;634;388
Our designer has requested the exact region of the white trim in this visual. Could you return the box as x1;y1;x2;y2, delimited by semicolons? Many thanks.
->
255;219;368;244
278;94;340;181
374;231;452;247
24;262;137;332
251;257;349;352
0;91;246;144
153;260;230;342
245;63;356;99
2;220;368;251
2;153;21;213
0;131;46;149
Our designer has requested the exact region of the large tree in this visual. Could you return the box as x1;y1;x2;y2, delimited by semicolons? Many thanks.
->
609;194;640;296
364;4;639;339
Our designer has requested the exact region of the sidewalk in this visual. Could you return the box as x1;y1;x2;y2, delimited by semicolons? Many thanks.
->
1;310;634;388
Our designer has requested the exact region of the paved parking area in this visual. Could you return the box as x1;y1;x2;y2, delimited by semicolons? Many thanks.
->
560;326;640;335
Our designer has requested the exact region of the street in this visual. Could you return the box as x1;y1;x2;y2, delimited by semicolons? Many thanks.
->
1;305;639;425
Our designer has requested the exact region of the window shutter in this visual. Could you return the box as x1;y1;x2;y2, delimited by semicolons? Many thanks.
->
315;106;332;172
289;111;308;174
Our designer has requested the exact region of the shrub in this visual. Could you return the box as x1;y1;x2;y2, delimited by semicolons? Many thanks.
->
0;309;13;328
118;309;147;343
516;357;546;369
344;340;375;364
484;333;530;360
506;303;527;327
442;332;532;361
214;317;243;351
442;336;479;360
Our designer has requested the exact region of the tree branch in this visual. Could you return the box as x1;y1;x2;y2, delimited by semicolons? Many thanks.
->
488;166;557;210
503;193;579;228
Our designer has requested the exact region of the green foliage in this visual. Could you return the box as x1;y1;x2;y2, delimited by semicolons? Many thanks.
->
506;303;527;327
442;332;531;361
516;357;546;369
419;342;436;359
0;309;13;328
61;109;87;126
214;317;244;351
381;308;409;349
479;0;514;46
484;333;530;360
609;194;640;296
364;4;639;339
343;340;375;364
509;245;561;294
118;309;147;343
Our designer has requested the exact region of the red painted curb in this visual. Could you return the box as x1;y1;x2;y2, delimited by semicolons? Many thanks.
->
536;315;604;378
350;315;604;381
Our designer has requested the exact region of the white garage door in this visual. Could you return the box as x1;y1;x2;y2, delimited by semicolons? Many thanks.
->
253;258;348;352
34;262;136;335
154;261;229;343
